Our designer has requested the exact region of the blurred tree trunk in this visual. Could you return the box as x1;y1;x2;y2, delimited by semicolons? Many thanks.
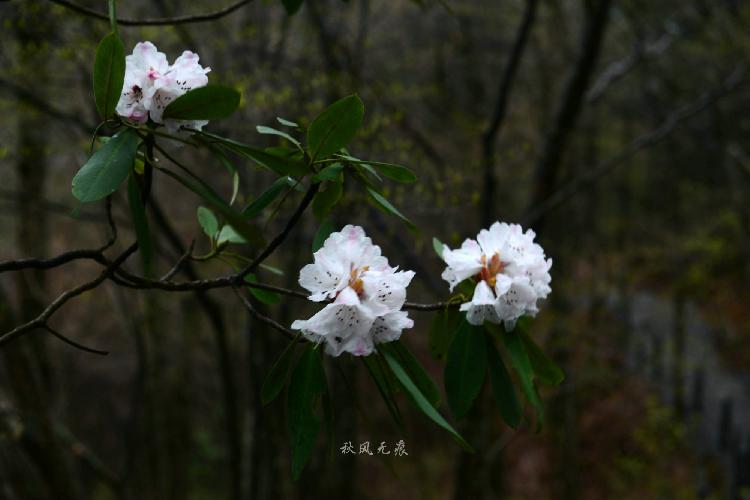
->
453;3;541;498
0;3;80;498
528;0;612;234
150;201;242;500
481;0;539;226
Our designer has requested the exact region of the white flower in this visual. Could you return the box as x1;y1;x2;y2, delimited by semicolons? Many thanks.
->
149;51;210;132
441;222;552;329
116;41;168;123
116;43;211;132
292;225;415;357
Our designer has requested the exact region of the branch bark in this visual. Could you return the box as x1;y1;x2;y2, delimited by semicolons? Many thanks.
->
480;0;539;226
49;0;255;26
527;0;613;233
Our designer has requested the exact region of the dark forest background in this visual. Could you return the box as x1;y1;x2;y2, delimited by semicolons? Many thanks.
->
1;0;750;498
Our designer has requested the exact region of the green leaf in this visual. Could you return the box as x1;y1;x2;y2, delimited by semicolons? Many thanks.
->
260;263;285;276
367;187;413;228
199;130;309;177
242;176;296;217
374;162;417;183
160;168;265;248
277;116;299;127
312;218;336;253
163;84;241;121
307;95;364;161
312;178;343;220
93;32;125;120
244;273;281;305
202;142;240;205
485;335;521;428
217;225;247;245
444;319;487;419
288;345;327;480
257;125;301;148
261;334;300;405
127;175;154;277
282;0;304;15
501;327;544;425
362;355;404;429
381;349;471;451
312;163;344;183
432;237;445;259
72;129;140;202
197;206;219;239
352;162;382;185
381;341;441;408
336;155;416;183
428;308;460;361
520;331;564;386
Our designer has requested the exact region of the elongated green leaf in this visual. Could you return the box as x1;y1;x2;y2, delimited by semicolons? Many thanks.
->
160;168;265;247
197;206;219;239
445;319;487;419
381;349;471;451
362;355;404;429
485;335;521;428
202;142;240;204
520;331;564;386
261;334;300;405
312;178;343;220
257;125;301;148
382;341;441;408
163;84;240;120
199;130;308;177
312;218;336;253
288;345;327;479
312;163;344;183
367;187;413;228
260;263;284;276
277;116;299;127
127;175;154;277
428;308;460;361
307;95;364;160
93;32;125;120
242;176;296;217
502;328;544;425
72;129;140;202
336;155;416;183
353;163;382;185
245;273;281;305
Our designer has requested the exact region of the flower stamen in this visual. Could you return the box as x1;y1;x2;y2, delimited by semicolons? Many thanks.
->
478;253;505;288
348;265;369;296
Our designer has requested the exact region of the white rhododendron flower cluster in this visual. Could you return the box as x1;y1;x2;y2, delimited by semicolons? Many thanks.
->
116;41;210;132
292;225;415;357
441;222;552;329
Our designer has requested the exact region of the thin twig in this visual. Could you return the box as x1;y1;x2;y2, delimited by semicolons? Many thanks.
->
43;326;109;356
49;0;255;26
0;196;117;273
232;286;294;339
402;301;460;311
236;182;320;280
0;243;137;346
160;240;195;281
